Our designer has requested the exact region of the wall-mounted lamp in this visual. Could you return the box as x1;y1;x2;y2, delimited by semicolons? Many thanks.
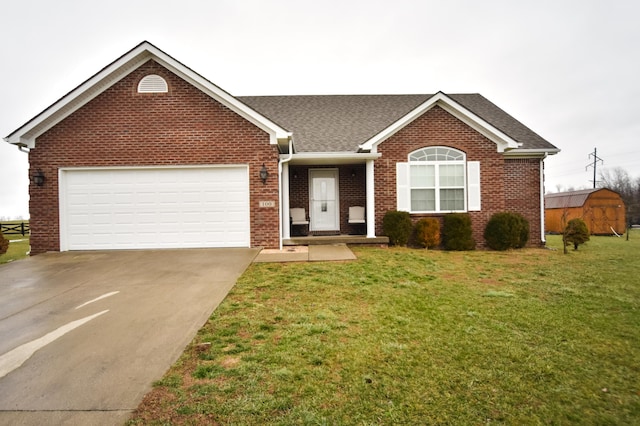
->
33;169;45;187
259;164;269;184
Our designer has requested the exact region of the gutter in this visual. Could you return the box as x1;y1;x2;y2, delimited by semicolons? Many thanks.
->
278;138;294;250
503;148;561;158
540;153;548;244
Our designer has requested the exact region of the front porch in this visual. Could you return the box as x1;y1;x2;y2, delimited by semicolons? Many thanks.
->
281;158;378;238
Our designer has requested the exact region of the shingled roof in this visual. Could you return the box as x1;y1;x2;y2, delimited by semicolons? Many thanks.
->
239;93;557;154
545;189;601;209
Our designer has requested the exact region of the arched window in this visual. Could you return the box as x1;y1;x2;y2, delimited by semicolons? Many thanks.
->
137;74;168;93
408;147;466;212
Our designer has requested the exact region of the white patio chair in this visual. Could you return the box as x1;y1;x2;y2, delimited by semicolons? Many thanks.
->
290;208;309;236
348;206;365;234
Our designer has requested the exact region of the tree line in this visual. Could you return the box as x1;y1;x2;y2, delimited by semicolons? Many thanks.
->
599;167;640;227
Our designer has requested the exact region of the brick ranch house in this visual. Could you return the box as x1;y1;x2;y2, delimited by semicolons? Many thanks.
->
4;42;559;254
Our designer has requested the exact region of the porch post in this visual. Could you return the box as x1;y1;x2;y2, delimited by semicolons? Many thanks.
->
282;162;291;240
366;159;376;238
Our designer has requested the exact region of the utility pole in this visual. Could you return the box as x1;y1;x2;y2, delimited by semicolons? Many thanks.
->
586;147;603;189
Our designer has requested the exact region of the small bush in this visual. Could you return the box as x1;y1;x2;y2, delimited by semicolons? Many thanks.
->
382;211;413;246
564;218;590;250
0;232;8;255
484;212;530;250
415;218;441;249
442;213;475;251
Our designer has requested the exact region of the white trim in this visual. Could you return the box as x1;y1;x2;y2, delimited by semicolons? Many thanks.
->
281;152;381;165
279;138;294;249
281;162;291;242
359;92;521;154
540;156;547;243
5;42;291;148
467;161;481;211
504;148;560;158
396;162;410;212
366;159;376;238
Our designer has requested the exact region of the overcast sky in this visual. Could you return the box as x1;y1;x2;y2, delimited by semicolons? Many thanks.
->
2;0;639;219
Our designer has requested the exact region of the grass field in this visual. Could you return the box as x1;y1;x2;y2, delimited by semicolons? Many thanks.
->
0;222;30;264
127;231;640;425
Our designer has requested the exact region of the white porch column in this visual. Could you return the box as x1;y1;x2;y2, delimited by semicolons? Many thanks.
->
282;162;291;241
366;159;376;238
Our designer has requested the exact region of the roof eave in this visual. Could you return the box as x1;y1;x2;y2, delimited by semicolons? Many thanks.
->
282;152;381;165
4;41;291;148
503;148;561;158
359;92;522;153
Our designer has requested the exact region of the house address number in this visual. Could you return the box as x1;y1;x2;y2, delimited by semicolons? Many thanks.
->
259;200;276;208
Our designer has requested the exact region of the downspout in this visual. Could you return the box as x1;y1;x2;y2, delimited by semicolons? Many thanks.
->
278;138;294;250
540;153;548;245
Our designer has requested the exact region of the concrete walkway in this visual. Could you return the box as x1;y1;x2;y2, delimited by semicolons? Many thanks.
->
254;244;356;263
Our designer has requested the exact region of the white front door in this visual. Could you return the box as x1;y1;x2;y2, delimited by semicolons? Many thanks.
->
309;169;339;231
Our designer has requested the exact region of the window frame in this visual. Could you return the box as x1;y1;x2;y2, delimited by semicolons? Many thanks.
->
408;147;467;213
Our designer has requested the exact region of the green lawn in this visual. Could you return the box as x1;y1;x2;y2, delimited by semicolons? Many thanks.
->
126;232;635;424
0;224;30;264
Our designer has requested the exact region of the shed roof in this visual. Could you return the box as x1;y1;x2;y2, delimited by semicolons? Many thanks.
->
544;188;619;209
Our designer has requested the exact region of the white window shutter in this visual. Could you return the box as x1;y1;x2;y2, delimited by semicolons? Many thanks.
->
467;161;481;211
396;162;410;211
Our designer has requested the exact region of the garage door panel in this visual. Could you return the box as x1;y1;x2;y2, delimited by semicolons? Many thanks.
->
61;167;250;250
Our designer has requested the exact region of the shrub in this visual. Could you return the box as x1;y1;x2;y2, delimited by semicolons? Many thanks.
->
442;213;475;251
415;218;441;249
564;218;590;250
0;232;8;255
484;212;530;250
382;211;413;246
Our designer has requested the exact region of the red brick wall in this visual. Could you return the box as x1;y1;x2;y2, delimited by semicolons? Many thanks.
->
504;158;543;245
374;105;544;248
28;60;280;254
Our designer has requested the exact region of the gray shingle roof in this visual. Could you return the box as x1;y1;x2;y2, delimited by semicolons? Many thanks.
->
448;94;554;151
238;93;557;153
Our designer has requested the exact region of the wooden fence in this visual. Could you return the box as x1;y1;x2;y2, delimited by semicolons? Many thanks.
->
0;222;30;236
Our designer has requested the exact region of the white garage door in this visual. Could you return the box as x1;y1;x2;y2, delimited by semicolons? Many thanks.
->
60;166;250;250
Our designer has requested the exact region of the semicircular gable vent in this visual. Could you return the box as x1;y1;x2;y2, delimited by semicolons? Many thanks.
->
137;74;168;93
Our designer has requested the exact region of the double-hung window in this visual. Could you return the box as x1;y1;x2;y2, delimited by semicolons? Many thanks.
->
396;147;481;213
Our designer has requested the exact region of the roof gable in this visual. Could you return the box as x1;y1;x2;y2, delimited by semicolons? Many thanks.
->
240;95;428;153
5;41;291;148
241;93;558;155
360;92;521;153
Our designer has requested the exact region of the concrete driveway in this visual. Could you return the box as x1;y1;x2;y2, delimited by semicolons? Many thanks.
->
0;248;258;425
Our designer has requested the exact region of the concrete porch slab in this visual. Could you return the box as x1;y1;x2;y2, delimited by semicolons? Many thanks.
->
254;244;356;263
309;244;357;261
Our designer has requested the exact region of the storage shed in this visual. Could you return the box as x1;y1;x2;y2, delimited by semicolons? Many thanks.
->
545;188;626;235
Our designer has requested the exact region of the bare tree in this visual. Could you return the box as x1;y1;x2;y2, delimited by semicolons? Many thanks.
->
599;167;640;238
